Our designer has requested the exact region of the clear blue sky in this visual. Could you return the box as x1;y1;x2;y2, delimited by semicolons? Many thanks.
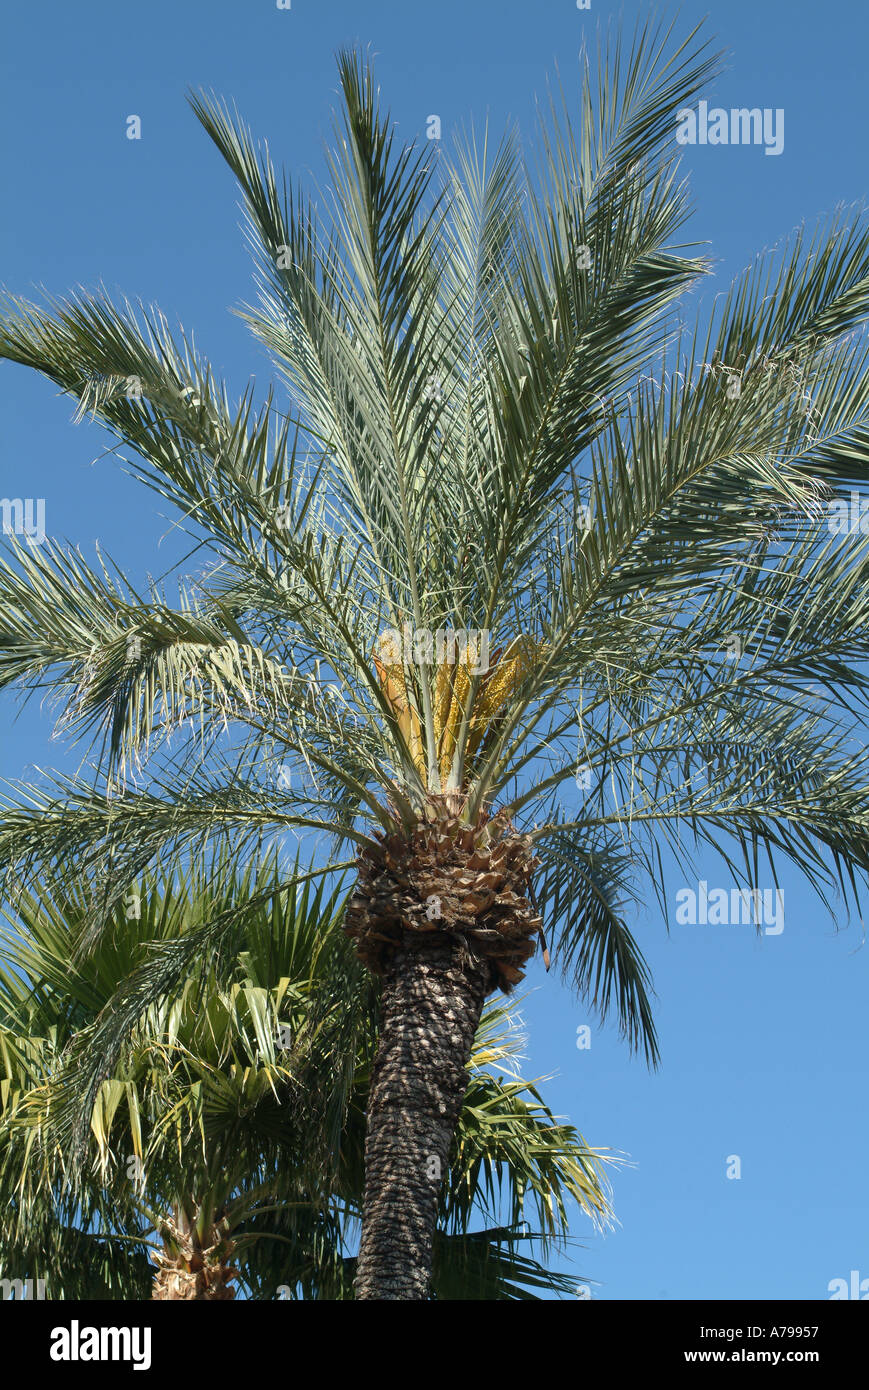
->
1;0;867;1300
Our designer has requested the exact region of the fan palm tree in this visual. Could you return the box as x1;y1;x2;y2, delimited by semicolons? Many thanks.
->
0;855;611;1300
3;19;869;1296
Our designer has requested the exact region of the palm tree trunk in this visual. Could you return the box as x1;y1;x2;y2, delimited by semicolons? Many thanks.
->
354;935;491;1299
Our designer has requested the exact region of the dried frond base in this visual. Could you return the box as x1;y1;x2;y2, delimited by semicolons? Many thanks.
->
151;1220;237;1301
151;1252;237;1300
344;798;543;992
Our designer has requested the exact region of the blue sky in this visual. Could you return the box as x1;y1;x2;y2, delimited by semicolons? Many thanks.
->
1;0;867;1299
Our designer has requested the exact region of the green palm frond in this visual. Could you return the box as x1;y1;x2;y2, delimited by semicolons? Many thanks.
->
0;854;612;1299
3;23;869;1081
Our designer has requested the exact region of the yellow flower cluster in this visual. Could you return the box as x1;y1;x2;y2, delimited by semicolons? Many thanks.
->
373;633;538;782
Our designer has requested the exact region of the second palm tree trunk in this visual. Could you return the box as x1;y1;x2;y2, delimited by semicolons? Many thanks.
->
354;936;491;1299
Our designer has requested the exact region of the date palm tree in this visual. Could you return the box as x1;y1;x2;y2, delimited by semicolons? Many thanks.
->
0;855;611;1300
4;20;869;1297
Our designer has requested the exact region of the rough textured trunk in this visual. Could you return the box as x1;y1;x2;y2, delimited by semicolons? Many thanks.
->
354;934;492;1300
346;797;542;1298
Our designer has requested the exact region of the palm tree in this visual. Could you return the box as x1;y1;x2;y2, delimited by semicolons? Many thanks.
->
3;19;869;1296
0;855;611;1300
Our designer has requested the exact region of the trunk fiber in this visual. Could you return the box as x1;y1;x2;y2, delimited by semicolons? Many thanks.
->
354;934;491;1300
